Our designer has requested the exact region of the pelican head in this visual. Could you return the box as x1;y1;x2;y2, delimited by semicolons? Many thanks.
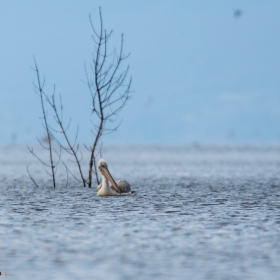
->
98;159;121;194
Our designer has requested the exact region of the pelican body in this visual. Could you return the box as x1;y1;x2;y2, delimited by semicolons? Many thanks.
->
97;159;131;196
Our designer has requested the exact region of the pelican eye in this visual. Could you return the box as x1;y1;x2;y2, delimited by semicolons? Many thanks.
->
99;163;107;169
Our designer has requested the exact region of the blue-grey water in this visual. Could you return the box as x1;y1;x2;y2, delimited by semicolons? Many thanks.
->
0;145;280;279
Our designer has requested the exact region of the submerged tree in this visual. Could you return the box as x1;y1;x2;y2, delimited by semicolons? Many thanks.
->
85;9;132;187
28;8;132;188
27;61;60;188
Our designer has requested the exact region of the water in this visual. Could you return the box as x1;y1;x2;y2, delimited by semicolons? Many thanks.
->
0;145;280;279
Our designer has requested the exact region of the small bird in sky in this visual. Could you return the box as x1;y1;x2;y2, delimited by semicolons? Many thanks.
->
234;9;242;19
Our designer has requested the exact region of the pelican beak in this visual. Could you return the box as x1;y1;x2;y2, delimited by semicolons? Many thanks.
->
101;167;121;194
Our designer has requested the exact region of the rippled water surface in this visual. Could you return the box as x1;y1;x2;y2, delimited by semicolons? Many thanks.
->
1;145;280;279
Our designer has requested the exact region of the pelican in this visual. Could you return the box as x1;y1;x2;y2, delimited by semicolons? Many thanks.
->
97;159;132;196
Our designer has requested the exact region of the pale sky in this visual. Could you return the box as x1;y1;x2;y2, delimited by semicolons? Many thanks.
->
1;1;280;145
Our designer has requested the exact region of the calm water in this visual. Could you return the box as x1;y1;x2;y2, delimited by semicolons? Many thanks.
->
0;145;280;279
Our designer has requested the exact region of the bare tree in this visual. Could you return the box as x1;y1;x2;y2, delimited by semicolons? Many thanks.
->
27;59;60;188
28;8;132;188
85;8;132;187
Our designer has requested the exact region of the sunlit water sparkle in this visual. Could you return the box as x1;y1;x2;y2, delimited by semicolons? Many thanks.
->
0;145;280;279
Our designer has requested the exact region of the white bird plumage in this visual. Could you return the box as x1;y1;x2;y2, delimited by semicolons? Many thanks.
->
97;159;132;196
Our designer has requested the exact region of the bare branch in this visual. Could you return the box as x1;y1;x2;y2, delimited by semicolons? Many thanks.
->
31;58;56;188
86;8;132;188
27;166;40;188
63;161;84;185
